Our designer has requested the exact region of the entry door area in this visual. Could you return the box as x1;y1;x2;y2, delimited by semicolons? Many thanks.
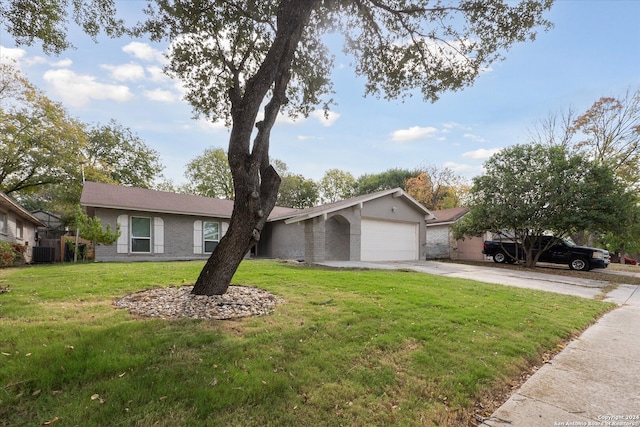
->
361;219;419;261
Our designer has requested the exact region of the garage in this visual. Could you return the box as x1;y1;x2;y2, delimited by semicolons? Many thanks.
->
280;188;433;263
361;218;419;261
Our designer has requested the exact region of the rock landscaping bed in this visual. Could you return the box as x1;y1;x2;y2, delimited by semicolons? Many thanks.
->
114;285;283;320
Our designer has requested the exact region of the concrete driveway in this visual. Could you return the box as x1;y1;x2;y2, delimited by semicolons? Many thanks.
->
318;260;638;304
318;260;640;425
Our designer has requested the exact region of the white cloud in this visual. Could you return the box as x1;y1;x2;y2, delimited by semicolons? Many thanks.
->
24;57;48;67
442;122;471;133
0;47;70;69
42;69;133;107
273;109;341;127
390;126;438;143
101;63;145;81
144;88;178;103
0;46;26;63
51;58;73;68
122;42;166;63
310;110;340;127
462;148;501;160
463;133;487;143
443;161;474;173
147;66;169;83
196;118;229;131
275;113;298;125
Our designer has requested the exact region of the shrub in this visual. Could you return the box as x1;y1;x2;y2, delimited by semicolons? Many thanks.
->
0;241;25;267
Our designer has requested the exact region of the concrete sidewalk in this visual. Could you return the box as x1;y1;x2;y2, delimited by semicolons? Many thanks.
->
481;284;640;426
318;260;640;425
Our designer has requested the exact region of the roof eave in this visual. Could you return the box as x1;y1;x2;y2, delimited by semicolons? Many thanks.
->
0;193;46;227
82;202;233;219
284;188;435;224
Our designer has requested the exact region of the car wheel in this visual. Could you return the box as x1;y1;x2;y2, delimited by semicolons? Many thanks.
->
493;251;507;263
569;257;589;271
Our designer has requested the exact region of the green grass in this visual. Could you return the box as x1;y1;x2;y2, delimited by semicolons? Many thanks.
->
0;260;613;426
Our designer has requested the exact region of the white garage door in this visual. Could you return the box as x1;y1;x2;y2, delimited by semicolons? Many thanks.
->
361;219;419;261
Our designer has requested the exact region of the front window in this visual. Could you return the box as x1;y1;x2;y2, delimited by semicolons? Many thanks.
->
131;217;151;253
203;221;219;253
0;212;6;235
16;220;23;240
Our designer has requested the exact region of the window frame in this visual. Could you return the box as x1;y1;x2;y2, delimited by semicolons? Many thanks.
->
15;219;23;240
0;212;6;235
203;221;220;253
130;216;151;253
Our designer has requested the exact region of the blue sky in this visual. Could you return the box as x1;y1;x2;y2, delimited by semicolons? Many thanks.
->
1;1;639;186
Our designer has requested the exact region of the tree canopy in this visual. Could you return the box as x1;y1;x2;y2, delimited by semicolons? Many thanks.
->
0;63;164;211
319;169;356;203
83;120;163;189
184;147;235;199
277;173;319;209
355;168;418;195
531;88;640;188
0;63;84;197
455;143;635;267
529;88;640;254
571;89;640;188
0;0;125;54
405;164;467;210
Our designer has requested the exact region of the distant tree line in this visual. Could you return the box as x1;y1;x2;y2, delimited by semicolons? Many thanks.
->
176;148;468;211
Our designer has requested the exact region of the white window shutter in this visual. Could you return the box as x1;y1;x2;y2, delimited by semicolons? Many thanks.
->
221;221;229;237
117;215;128;253
154;217;164;254
193;220;202;254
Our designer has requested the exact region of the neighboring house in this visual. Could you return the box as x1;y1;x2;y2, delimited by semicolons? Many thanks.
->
0;191;45;263
80;182;435;263
426;207;489;261
31;210;66;239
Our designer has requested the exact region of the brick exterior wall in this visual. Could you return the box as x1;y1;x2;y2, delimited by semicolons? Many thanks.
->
304;217;326;263
93;208;225;262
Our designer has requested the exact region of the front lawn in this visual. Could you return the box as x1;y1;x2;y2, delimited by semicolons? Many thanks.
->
0;260;613;426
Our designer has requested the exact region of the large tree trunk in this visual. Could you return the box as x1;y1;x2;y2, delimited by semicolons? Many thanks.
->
192;0;318;295
191;165;281;295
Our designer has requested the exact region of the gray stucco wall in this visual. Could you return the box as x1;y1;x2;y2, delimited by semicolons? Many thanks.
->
92;208;225;262
260;221;305;260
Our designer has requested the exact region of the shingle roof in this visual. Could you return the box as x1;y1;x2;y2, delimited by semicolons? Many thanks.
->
0;192;45;227
80;181;299;219
426;207;469;225
277;188;435;224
